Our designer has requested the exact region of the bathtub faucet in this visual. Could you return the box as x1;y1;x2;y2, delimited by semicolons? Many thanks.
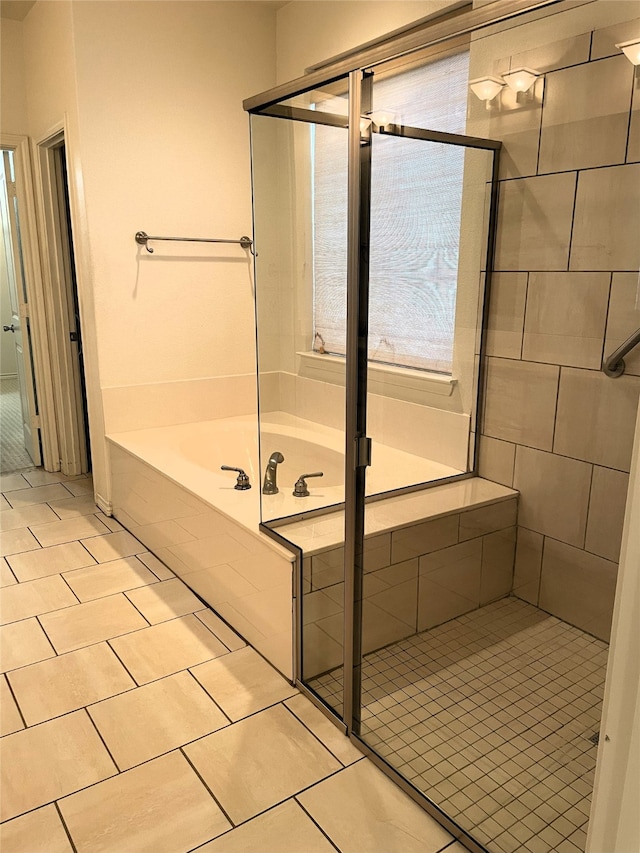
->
262;451;284;495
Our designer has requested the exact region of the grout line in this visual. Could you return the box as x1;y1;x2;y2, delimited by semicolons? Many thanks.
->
84;707;121;773
280;698;349;768
180;747;236;827
53;800;79;853
566;170;579;273
184;667;233;725
3;671;28;730
294;798;342;851
54;800;79;853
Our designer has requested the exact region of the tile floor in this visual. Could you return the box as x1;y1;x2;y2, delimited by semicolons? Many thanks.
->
0;468;464;853
310;598;608;853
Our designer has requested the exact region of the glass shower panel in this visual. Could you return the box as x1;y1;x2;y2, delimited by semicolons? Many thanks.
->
250;102;349;526
250;81;351;720
357;125;497;837
363;131;496;496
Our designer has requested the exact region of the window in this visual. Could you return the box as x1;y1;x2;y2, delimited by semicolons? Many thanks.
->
312;50;470;375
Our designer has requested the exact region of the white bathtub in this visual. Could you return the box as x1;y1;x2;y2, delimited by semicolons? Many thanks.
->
107;412;464;678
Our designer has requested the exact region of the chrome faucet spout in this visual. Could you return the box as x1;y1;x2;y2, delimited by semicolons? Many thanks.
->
262;451;284;495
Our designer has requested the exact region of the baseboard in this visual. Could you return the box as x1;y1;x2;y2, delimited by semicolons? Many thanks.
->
95;492;113;516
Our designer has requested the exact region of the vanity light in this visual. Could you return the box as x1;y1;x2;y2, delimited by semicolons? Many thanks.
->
359;116;372;143
616;38;640;65
369;109;396;132
502;67;540;93
469;76;505;103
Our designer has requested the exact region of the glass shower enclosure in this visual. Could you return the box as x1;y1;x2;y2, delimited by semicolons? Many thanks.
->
247;38;500;853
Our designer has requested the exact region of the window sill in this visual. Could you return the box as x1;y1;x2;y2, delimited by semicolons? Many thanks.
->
296;351;457;398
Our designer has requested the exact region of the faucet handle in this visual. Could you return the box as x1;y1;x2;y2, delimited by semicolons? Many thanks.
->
293;472;323;497
221;466;251;490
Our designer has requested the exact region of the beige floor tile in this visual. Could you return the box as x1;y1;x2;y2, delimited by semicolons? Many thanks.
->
137;551;175;580
21;470;71;486
125;577;203;623
6;541;96;582
5;483;73;508
81;530;146;562
89;670;228;770
284;694;362;766
60;476;94;495
191;646;296;721
63;556;158;602
196;799;337;853
39;593;148;654
29;515;111;548
59;750;230;853
48;495;98;519
0;557;17;587
0;575;78;625
0;472;30;492
0;804;74;853
8;643;135;726
110;613;228;684
195;608;246;651
0;493;10;509
0;710;116;822
298;759;453;853
97;514;124;532
0;503;59;531
0;674;24;735
0;527;41;558
184;704;340;825
0;618;55;673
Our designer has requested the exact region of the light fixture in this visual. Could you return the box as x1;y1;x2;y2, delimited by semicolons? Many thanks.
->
469;76;505;103
369;109;396;132
359;116;372;143
502;67;540;93
616;38;640;65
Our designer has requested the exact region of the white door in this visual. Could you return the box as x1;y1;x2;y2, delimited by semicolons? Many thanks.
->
1;150;41;466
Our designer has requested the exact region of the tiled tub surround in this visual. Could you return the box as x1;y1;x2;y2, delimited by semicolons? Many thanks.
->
311;598;607;853
474;14;640;640
0;469;464;853
278;479;518;679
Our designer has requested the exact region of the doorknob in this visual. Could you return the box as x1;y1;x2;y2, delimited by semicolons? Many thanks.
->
2;324;16;333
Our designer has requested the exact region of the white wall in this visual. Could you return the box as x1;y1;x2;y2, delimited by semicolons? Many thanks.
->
0;18;28;136
17;0;276;504
276;0;455;82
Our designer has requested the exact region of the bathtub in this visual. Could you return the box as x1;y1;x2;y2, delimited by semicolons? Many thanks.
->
107;412;465;679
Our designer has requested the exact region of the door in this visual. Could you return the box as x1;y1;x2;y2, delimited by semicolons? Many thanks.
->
1;150;41;466
37;135;89;475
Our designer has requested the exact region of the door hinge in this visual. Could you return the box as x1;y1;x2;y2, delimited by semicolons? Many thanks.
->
355;435;372;468
7;180;17;199
70;331;79;342
32;416;41;428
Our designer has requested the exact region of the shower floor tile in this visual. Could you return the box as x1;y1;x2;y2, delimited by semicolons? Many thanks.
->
308;597;608;853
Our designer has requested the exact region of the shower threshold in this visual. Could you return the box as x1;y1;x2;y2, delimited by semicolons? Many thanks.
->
308;597;608;853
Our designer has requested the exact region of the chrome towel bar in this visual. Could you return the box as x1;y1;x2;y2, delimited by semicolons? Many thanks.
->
603;327;640;378
135;230;254;255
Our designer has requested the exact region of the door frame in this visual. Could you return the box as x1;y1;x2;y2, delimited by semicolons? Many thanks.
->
32;123;89;476
0;133;58;470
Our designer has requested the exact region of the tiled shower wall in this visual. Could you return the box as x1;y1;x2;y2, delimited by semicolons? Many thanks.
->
477;18;640;642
